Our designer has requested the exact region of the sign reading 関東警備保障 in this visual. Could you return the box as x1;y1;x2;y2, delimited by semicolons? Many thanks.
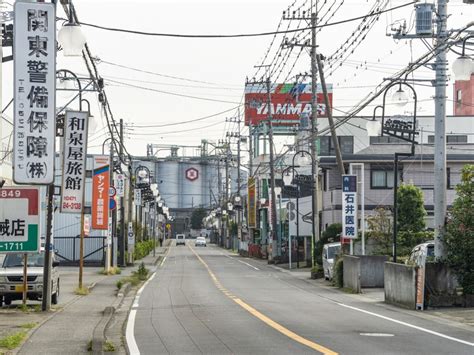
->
13;1;56;185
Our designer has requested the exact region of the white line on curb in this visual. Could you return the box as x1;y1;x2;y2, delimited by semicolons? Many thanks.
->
126;309;140;355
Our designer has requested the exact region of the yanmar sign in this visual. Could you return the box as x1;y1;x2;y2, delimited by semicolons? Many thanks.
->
244;83;332;126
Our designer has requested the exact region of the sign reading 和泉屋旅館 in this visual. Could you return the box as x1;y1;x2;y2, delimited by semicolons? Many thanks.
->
13;1;56;185
0;188;40;253
342;175;358;239
60;111;89;213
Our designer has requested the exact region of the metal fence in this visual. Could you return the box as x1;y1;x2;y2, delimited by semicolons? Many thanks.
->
54;235;106;266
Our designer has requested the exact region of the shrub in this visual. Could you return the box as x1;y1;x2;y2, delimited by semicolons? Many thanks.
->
133;240;154;260
445;165;474;294
333;257;344;288
137;262;149;280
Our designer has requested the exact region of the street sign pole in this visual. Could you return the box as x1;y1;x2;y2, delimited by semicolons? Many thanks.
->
42;184;54;311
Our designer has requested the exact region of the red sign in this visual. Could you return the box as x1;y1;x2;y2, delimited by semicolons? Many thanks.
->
92;156;110;230
244;83;332;126
185;168;199;181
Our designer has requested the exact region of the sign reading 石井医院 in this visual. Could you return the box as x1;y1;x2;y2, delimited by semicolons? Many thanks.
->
13;1;56;185
92;156;110;230
60;111;89;213
342;175;358;239
0;187;40;253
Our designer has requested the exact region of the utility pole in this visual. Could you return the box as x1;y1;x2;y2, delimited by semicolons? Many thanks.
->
283;3;326;267
107;135;114;272
225;141;230;248
309;9;320;267
42;184;54;311
433;0;448;259
248;121;253;243
266;77;278;262
118;119;126;267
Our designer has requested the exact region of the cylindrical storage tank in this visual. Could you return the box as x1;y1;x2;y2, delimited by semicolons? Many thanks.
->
181;163;203;208
158;161;180;208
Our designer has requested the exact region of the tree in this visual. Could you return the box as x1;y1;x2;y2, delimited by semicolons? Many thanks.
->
445;165;474;294
397;183;431;254
397;183;426;233
367;208;392;255
190;208;207;230
315;223;341;265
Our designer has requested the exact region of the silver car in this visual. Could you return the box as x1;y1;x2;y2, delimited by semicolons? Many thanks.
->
0;253;60;306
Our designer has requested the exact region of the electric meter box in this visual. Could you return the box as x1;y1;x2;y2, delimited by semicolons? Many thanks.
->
415;3;435;36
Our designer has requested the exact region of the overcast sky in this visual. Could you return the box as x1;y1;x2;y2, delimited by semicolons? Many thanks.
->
2;0;473;157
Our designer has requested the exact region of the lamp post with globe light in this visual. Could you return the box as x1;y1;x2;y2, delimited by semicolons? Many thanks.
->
366;81;418;263
282;166;300;269
452;35;474;81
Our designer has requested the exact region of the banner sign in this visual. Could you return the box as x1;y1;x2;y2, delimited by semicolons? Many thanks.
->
60;111;88;213
115;174;125;197
134;189;141;206
0;187;40;253
13;1;56;184
342;175;357;239
244;83;332;126
248;177;256;228
92;156;110;230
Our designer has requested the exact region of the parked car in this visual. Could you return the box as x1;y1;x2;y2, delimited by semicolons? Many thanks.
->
407;241;435;266
195;237;207;247
322;242;341;281
0;252;60;306
176;234;186;246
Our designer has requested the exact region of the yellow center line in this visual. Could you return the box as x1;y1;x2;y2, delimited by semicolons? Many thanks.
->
188;245;338;355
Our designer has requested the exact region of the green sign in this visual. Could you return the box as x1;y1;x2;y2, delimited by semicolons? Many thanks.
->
0;188;40;253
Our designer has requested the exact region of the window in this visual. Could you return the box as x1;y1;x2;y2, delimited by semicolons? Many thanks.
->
369;136;406;144
319;136;354;156
456;89;462;105
428;135;468;144
371;165;402;189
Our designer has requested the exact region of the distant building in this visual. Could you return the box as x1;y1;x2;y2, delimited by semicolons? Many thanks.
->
453;75;474;116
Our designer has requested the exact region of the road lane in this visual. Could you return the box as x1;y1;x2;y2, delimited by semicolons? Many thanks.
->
131;243;473;355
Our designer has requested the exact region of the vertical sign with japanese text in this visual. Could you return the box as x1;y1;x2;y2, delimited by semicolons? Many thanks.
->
342;175;358;239
115;174;125;197
13;1;56;184
248;177;256;228
60;111;88;213
0;187;40;253
134;189;141;206
92;156;110;230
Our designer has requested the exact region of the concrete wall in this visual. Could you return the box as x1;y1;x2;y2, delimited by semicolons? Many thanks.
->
359;255;389;288
384;262;416;309
343;255;361;293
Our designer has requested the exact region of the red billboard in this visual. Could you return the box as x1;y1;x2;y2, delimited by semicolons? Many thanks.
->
244;83;332;126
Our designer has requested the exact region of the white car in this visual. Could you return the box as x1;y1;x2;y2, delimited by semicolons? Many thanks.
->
176;234;186;246
407;241;435;266
0;252;60;306
322;242;341;281
195;237;207;247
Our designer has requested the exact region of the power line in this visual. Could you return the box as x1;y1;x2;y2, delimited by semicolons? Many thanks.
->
64;2;416;39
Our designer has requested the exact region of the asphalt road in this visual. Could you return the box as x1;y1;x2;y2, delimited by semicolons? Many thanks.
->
129;243;474;355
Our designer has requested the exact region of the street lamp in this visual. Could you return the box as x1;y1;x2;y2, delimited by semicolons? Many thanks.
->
452;35;474;81
292;150;316;268
57;0;86;57
282;166;300;269
391;84;409;108
365;80;418;263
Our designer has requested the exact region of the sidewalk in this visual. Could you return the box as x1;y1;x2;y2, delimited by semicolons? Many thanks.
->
15;245;169;355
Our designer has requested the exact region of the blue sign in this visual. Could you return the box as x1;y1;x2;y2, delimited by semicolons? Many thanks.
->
342;175;357;193
109;198;117;210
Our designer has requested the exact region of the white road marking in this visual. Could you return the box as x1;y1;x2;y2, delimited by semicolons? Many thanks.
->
338;303;474;347
126;309;140;355
360;333;394;337
225;255;260;270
